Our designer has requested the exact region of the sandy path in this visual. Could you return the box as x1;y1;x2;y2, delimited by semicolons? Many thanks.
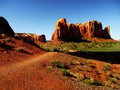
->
0;52;68;90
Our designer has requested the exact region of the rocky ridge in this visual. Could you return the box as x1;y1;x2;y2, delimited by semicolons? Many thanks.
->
52;18;111;42
15;33;46;43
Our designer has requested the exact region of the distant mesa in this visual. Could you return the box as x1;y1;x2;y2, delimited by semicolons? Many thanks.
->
15;33;46;43
0;17;15;37
51;18;111;42
0;17;46;43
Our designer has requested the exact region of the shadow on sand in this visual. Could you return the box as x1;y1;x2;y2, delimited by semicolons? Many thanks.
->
68;51;120;64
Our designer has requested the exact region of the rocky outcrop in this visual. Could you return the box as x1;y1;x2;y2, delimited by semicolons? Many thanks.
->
51;18;111;41
39;35;46;42
15;33;46;44
0;17;15;37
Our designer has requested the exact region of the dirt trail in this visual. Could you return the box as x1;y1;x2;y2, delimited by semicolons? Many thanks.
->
0;52;118;90
0;53;46;72
0;52;68;90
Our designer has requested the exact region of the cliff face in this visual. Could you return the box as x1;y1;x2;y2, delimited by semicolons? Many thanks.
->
0;17;15;37
51;18;111;41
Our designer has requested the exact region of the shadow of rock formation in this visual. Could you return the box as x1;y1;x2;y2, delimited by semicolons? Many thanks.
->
67;51;120;64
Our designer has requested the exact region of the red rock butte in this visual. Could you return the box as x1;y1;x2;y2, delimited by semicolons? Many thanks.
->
51;18;111;42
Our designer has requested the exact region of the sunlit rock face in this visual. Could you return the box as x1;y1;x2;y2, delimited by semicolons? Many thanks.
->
0;17;15;37
51;18;82;41
51;18;111;41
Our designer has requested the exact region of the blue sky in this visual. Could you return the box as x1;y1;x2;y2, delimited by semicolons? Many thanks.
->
0;0;120;40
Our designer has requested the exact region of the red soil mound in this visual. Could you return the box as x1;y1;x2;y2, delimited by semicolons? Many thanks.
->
0;37;45;66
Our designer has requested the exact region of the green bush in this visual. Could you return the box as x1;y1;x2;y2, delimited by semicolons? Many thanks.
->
49;60;68;69
16;47;31;54
60;69;71;76
92;80;104;86
84;79;104;86
103;63;111;72
84;79;91;85
16;47;25;52
109;77;117;84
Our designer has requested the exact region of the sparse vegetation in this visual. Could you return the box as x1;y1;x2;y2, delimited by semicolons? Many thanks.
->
109;77;117;84
49;60;68;69
89;63;96;68
39;42;120;64
60;69;71;76
84;78;104;86
92;80;104;86
84;79;92;85
113;75;120;80
1;37;120;89
70;60;79;65
16;47;25;52
39;42;120;52
103;63;111;72
16;47;31;54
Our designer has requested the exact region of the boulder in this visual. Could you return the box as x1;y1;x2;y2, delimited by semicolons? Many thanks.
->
51;18;111;41
0;17;15;37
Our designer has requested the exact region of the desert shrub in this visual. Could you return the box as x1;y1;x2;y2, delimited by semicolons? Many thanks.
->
16;47;25;52
92;80;104;86
84;79;92;85
103;63;111;72
89;64;96;68
70;60;79;65
82;59;88;65
49;60;68;69
84;79;104;86
83;61;96;68
109;77;117;84
82;60;95;69
113;75;120;80
60;69;71;76
16;47;31;54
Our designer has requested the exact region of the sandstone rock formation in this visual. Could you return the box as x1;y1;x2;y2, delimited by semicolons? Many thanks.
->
0;17;15;37
15;33;46;44
51;18;111;41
